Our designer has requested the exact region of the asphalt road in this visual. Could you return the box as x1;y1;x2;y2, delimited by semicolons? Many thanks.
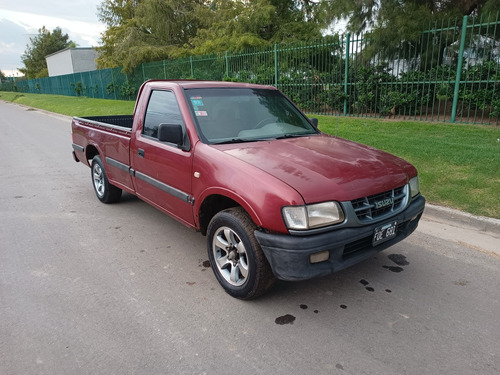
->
1;101;499;375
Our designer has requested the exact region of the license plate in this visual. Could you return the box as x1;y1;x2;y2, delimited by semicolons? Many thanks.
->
373;221;398;246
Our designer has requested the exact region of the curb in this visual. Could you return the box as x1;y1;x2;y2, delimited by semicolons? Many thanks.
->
422;203;500;237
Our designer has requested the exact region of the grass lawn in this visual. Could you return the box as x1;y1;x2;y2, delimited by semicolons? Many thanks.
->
2;91;499;218
0;92;135;117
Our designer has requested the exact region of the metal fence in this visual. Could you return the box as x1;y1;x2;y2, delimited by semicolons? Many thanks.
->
3;14;499;124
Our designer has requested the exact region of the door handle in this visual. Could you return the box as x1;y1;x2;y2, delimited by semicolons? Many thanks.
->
138;148;145;158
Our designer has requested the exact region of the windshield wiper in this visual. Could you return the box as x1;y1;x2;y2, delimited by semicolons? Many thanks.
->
275;133;314;140
212;137;273;145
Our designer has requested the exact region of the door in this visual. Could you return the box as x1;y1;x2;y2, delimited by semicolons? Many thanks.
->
130;89;194;227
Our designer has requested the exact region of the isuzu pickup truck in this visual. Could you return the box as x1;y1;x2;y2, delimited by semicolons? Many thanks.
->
72;80;425;299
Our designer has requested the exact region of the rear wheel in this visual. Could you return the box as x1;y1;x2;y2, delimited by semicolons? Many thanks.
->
91;156;122;203
207;207;275;299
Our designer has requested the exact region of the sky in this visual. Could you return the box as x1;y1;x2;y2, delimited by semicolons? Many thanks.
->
0;1;105;76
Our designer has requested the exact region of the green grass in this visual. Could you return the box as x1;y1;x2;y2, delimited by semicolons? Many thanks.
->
0;92;135;117
318;116;500;219
2;92;499;218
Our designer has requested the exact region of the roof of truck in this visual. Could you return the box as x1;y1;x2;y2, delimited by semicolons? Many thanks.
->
144;79;279;90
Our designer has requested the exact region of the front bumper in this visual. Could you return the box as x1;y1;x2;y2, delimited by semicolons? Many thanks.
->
255;195;425;281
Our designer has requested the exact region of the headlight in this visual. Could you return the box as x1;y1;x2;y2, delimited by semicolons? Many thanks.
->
409;176;420;198
282;202;345;230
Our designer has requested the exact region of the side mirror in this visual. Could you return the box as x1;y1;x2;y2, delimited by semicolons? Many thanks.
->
309;118;319;129
158;123;183;146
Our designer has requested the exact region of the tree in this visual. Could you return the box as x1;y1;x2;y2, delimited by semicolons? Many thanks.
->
322;0;500;35
189;0;273;54
264;0;325;42
97;0;202;71
0;70;6;82
20;27;75;79
320;0;500;66
190;0;326;54
96;0;328;71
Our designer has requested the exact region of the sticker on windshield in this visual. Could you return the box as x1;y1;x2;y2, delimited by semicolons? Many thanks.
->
190;97;204;106
195;110;208;117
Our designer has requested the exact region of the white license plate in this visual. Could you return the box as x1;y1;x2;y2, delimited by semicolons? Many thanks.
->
373;221;398;246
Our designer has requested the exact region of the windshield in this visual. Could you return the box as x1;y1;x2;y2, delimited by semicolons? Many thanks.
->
185;88;317;144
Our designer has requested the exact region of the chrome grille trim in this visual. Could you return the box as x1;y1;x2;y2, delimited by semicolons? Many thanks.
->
350;185;408;223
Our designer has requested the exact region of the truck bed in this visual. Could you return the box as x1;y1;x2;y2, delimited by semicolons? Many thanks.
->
76;115;134;129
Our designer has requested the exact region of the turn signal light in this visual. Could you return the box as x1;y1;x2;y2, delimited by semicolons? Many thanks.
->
310;251;330;264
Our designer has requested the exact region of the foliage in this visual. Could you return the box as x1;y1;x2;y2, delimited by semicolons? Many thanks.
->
119;81;137;99
70;82;85;96
94;0;500;74
190;0;271;54
322;0;500;62
323;1;498;34
96;0;327;72
192;0;324;54
106;83;115;95
20;26;75;79
490;98;500;117
97;0;204;71
276;39;346;112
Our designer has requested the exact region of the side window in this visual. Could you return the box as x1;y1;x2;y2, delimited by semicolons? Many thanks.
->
143;90;184;139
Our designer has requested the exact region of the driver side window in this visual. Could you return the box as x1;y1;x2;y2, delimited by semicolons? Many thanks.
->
143;90;183;139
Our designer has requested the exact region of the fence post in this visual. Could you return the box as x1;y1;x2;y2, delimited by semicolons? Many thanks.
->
190;56;194;78
225;51;230;78
99;70;104;98
274;44;279;87
112;69;117;100
142;63;146;82
451;16;468;123
344;33;350;116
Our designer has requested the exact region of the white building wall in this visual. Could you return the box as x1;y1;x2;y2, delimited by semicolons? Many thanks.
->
71;49;99;73
46;49;74;77
46;48;98;77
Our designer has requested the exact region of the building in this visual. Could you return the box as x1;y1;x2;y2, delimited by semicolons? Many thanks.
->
46;48;98;77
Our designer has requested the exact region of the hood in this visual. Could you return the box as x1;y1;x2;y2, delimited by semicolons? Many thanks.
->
216;134;416;203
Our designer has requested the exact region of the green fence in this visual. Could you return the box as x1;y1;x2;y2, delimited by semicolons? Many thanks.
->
3;14;499;124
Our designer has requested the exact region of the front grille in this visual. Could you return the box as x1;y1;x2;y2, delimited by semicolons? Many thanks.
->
351;185;407;222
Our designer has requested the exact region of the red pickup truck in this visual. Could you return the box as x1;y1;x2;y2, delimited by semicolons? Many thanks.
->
72;80;425;299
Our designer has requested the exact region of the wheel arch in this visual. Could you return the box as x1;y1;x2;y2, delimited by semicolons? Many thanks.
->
197;193;261;236
85;144;100;166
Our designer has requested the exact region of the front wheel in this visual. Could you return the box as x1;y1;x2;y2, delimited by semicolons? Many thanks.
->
207;207;275;299
91;156;122;203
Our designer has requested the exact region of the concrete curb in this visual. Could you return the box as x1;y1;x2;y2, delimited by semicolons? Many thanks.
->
420;204;499;257
422;203;500;236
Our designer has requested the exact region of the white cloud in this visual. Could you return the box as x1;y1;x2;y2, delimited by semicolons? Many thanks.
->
0;1;103;24
1;9;105;46
0;1;105;75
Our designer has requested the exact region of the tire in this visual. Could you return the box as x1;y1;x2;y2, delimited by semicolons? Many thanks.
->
91;156;122;203
207;207;275;299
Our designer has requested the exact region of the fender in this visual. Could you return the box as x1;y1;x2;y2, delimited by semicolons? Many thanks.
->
194;186;264;229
